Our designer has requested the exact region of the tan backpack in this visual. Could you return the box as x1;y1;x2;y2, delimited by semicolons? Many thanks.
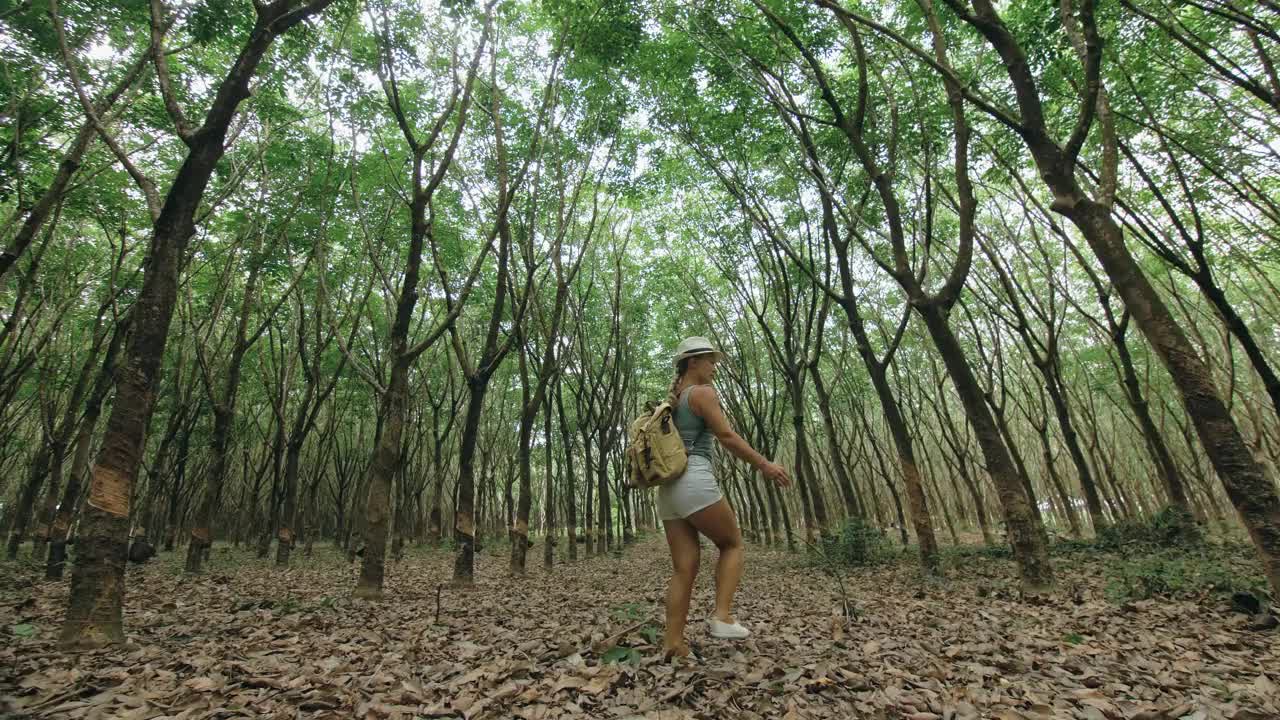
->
625;401;688;489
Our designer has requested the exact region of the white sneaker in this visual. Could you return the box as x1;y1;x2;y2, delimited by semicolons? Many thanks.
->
708;618;750;639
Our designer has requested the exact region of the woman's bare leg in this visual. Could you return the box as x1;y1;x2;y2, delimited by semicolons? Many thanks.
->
687;499;744;623
662;518;700;654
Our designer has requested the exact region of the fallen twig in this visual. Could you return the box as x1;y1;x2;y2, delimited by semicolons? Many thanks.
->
585;617;652;655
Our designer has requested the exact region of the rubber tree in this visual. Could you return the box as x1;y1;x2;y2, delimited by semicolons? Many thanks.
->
450;32;552;585
511;131;599;574
345;0;495;598
745;0;1053;587
58;0;339;649
838;0;1280;595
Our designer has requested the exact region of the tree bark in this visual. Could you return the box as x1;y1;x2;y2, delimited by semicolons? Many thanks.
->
809;365;861;519
452;379;489;583
1111;313;1194;513
1036;427;1082;537
355;360;409;598
6;446;50;560
186;253;265;573
931;0;1280;594
556;381;579;561
543;389;556;570
917;304;1053;589
1043;366;1105;532
48;324;123;578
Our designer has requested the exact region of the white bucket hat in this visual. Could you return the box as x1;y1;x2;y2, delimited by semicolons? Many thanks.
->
673;336;724;367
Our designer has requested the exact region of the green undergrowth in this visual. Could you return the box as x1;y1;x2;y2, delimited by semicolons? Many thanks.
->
810;518;896;568
1088;508;1264;601
940;543;1013;565
1094;506;1203;550
1101;544;1267;603
597;601;660;666
807;509;1269;606
1058;508;1265;603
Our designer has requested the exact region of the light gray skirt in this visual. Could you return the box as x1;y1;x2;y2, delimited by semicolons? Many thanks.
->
657;455;722;521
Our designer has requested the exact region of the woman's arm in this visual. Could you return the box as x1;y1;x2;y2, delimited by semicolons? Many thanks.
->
689;385;791;487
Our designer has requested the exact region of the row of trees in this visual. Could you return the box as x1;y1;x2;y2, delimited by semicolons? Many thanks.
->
637;0;1280;592
2;0;1279;648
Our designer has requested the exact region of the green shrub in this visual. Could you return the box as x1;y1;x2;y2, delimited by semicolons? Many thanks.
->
942;542;1013;562
610;602;648;622
1096;506;1200;551
1103;546;1267;603
1050;536;1098;555
815;518;891;567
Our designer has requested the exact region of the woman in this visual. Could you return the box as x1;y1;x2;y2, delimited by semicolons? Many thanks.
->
659;336;791;658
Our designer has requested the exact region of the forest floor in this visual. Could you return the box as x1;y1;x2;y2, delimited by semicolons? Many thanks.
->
1;535;1277;720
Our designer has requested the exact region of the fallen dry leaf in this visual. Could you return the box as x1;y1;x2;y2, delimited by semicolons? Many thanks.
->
1;538;1276;720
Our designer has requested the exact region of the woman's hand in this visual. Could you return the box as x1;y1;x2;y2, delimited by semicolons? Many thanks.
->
760;461;791;488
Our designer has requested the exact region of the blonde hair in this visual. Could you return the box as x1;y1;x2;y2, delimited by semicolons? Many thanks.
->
667;357;692;406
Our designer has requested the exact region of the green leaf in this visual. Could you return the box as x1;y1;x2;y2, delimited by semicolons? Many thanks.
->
601;645;631;664
610;602;646;621
10;624;36;637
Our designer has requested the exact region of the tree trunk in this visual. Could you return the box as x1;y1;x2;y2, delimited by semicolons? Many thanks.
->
935;403;994;546
958;464;994;546
845;307;940;570
1037;430;1082;537
990;399;1045;528
743;467;767;542
916;304;1053;589
46;444;85;578
428;467;443;545
275;436;305;567
809;367;861;519
511;405;535;573
596;439;611;555
1043;366;1105;532
1111;314;1194;514
556;384;578;561
30;441;67;561
48;377;109;580
303;470;320;557
1067;200;1280;594
356;362;409;598
163;430;193;553
59;0;335;648
452;378;489;584
922;452;959;544
582;437;595;557
7;446;50;560
789;382;827;541
277;314;328;568
258;416;286;559
952;0;1280;594
1195;270;1280;426
543;392;555;570
768;473;795;551
187;403;237;573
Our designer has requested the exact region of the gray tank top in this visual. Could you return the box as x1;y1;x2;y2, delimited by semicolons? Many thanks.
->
675;385;715;460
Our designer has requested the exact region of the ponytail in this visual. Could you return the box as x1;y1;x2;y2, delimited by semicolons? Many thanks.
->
667;358;692;406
